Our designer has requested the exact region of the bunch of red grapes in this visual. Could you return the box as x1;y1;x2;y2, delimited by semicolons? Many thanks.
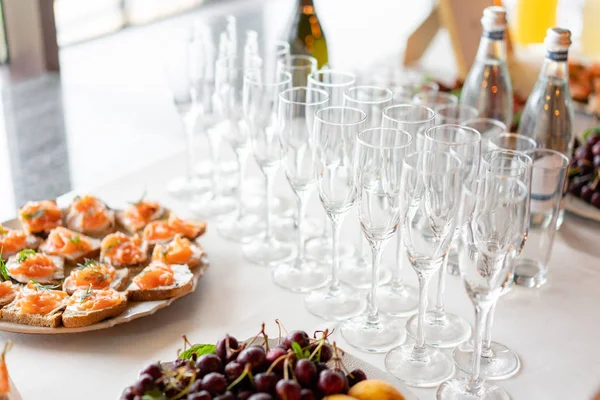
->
569;131;600;208
121;329;366;400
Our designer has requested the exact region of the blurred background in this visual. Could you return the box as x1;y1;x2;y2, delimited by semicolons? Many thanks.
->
0;0;595;221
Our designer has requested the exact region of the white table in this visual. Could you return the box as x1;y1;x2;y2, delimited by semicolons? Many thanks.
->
5;152;600;399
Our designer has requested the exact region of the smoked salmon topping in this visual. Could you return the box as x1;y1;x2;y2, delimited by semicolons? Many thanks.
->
18;201;63;233
16;282;68;315
69;195;112;231
151;235;195;265
44;227;94;255
0;226;27;254
0;282;14;298
9;251;57;278
101;232;145;265
132;262;174;290
143;214;205;242
71;260;115;289
123;201;162;231
68;287;123;311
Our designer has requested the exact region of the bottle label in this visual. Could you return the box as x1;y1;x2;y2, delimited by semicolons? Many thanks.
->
483;30;505;41
546;51;568;62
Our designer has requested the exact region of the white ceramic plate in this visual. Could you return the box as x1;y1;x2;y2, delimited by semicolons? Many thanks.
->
566;194;600;222
0;216;209;335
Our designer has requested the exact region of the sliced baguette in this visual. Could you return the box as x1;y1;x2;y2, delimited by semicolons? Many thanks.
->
6;254;65;285
127;264;194;302
39;228;101;265
0;300;65;328
0;283;17;307
0;233;42;260
62;268;129;295
62;290;128;328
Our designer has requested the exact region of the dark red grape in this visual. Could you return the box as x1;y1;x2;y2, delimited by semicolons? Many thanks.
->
299;389;315;400
284;331;310;349
237;346;266;371
593;155;600;168
318;344;333;363
346;369;367;387
587;135;600;146
237;389;255;400
266;347;287;372
216;335;240;363
189;391;212;400
592;142;600;157
120;387;135;400
189;379;204;393
140;363;162;381
582;184;594;202
317;370;347;395
575;145;593;160
225;361;244;383
248;394;273;400
577;158;593;174
591;192;600;208
294;359;317;387
275;380;301;400
215;392;235;400
132;396;142;400
173;358;192;369
255;372;277;393
315;362;328;374
202;372;228;395
569;181;585;196
197;354;224;377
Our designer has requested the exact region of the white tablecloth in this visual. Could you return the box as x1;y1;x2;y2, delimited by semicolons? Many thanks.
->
5;152;600;399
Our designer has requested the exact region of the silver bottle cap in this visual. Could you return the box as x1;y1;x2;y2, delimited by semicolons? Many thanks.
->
544;27;572;51
481;6;507;32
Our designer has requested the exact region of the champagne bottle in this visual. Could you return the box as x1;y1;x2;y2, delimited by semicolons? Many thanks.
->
286;0;329;69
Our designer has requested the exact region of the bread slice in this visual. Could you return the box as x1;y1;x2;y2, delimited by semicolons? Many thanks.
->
39;228;101;265
116;202;167;234
62;290;128;328
0;283;17;307
0;300;65;328
143;216;207;249
65;196;116;238
151;236;205;269
6;254;65;285
127;264;193;302
18;200;64;238
0;232;42;260
62;268;129;295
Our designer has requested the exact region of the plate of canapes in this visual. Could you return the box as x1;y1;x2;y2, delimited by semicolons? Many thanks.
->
0;195;208;334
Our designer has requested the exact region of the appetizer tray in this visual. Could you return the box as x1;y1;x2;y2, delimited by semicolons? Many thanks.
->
566;194;600;222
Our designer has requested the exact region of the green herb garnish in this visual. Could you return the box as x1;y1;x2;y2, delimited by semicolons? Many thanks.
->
76;258;100;270
178;344;216;360
21;209;45;220
73;195;81;202
583;126;600;141
16;249;36;263
69;235;81;245
0;227;7;235
291;342;311;360
0;248;8;281
128;188;147;206
79;285;93;303
30;279;60;291
142;390;167;400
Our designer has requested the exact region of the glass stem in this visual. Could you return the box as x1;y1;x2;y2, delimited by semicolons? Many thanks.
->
234;149;248;217
295;191;308;265
433;253;449;320
264;170;275;241
391;233;404;286
207;127;221;197
357;231;366;264
367;241;382;323
482;301;498;358
466;302;492;395
412;268;433;361
328;215;342;294
183;111;197;180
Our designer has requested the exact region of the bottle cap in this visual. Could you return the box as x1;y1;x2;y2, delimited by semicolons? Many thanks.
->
481;6;507;32
544;27;572;51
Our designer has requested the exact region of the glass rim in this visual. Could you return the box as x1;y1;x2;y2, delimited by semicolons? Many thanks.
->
343;85;394;104
413;91;457;101
482;149;533;177
356;127;413;150
465;175;529;201
313;106;367;127
435;104;479;114
244;70;292;87
307;70;356;88
279;87;330;106
382;104;436;125
424;124;482;146
402;150;462;174
273;40;290;57
277;55;317;69
525;148;569;171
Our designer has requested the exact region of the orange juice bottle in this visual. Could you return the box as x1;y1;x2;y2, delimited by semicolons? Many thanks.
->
513;0;558;44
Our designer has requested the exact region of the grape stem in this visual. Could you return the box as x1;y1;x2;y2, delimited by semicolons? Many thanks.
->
226;363;253;391
266;352;292;374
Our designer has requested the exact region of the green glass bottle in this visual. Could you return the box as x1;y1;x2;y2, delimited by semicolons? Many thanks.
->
287;0;329;69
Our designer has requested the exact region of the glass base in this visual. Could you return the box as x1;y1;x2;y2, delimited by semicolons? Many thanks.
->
272;259;330;293
304;286;366;321
377;283;419;317
406;311;471;348
384;343;455;388
453;341;521;380
167;176;211;199
273;217;323;243
305;237;355;263
188;194;237;219
340;314;406;353
339;259;391;289
514;259;547;288
242;237;295;267
217;213;264;243
436;378;510;399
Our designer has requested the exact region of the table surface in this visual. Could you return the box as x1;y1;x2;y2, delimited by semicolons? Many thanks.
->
5;150;600;400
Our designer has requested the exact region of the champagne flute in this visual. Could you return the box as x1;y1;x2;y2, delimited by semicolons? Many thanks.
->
377;104;435;316
384;151;462;387
340;127;413;352
272;86;331;290
435;104;479;124
339;85;394;289
437;153;531;399
277;55;318;87
405;125;481;348
304;106;368;320
241;68;294;266
412;91;458;110
305;70;358;263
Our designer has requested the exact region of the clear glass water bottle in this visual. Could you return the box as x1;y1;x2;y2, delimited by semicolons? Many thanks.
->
460;6;513;128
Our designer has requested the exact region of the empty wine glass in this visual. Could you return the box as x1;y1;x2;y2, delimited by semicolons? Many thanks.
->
486;132;537;153
277;55;318;87
340;86;394;289
393;82;439;104
437;155;531;400
241;68;294;266
215;55;265;243
164;32;212;198
384;151;462;387
305;70;358;263
340;127;413;352
405;125;481;348
304;106;368;320
435;104;480;124
377;104;435;316
412;91;458;110
272;86;331;290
